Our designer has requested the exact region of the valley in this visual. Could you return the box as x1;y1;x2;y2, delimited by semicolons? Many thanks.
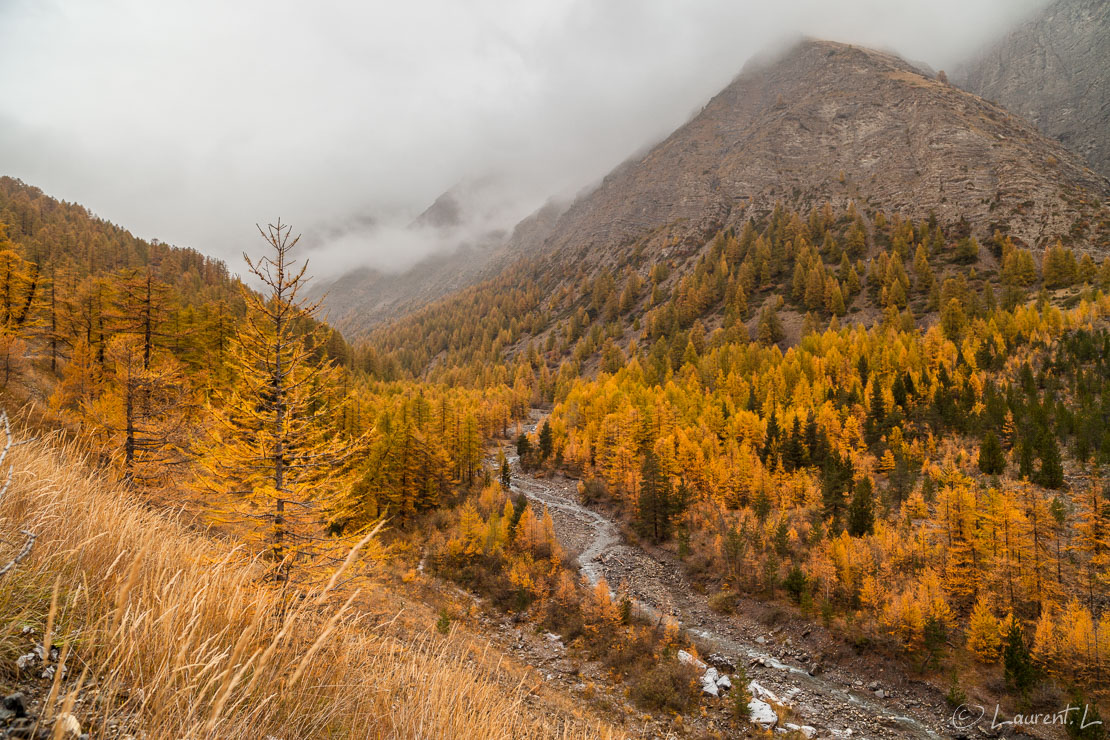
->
499;416;953;738
2;1;1110;738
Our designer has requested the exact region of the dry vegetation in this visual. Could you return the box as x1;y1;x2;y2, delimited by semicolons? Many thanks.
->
0;422;617;739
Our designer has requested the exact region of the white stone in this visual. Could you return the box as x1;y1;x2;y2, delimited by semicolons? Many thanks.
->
748;697;778;729
748;680;781;704
15;651;38;671
678;649;708;672
716;675;732;691
784;724;818;739
700;667;721;696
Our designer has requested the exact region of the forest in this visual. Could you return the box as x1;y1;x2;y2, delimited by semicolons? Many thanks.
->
3;175;1110;736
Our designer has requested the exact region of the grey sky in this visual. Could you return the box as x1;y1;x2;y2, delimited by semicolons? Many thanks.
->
0;0;1050;277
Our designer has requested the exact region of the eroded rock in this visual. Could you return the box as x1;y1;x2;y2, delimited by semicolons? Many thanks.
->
748;697;778;729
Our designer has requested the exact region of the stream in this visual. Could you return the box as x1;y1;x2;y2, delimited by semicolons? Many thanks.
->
498;418;955;739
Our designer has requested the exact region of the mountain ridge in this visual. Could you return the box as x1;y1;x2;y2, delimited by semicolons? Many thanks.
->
327;37;1110;341
958;0;1110;179
517;38;1109;270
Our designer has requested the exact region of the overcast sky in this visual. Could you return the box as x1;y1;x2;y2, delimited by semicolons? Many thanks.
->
0;0;1050;278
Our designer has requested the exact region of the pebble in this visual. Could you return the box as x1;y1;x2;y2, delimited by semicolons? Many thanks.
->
3;692;27;718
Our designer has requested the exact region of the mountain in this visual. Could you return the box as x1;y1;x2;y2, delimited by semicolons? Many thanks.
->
313;187;566;336
316;235;505;334
364;39;1110;380
958;0;1110;179
518;39;1109;267
332;39;1110;342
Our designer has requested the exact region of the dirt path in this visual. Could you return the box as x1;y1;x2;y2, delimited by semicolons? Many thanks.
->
501;418;957;739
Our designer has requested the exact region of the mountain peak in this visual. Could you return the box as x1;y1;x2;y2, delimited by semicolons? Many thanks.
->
522;36;1108;266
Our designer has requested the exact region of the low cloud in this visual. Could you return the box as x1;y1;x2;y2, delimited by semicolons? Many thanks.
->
0;0;1050;277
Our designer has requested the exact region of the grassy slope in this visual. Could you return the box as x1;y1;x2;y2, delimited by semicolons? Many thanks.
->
0;422;617;739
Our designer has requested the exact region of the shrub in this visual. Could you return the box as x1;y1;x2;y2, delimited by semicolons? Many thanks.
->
709;590;738;614
731;665;752;721
629;656;699;713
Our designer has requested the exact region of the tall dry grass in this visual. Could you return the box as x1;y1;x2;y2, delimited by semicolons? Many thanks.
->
0;432;618;739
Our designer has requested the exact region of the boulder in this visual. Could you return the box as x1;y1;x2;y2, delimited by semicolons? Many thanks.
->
748;680;781;705
706;653;737;672
3;693;27;718
784;723;818;739
716;675;732;691
700;667;721;696
748;698;778;729
677;649;708;672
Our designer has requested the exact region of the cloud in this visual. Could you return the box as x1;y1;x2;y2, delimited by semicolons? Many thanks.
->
0;0;1051;276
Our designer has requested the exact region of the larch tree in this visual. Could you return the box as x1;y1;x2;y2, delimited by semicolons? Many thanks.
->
114;266;174;370
196;220;361;578
966;594;1002;662
0;243;40;386
86;334;193;485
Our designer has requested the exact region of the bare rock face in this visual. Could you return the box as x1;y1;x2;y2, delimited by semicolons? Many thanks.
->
329;36;1110;337
526;39;1109;266
959;0;1110;180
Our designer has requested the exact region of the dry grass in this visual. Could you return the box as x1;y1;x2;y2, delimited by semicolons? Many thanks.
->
0;432;619;739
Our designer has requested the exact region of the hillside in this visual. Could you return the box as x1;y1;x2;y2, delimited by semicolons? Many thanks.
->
314;190;566;338
522;39;1108;267
348;38;1110;360
0;423;616;738
959;0;1110;180
0;176;244;309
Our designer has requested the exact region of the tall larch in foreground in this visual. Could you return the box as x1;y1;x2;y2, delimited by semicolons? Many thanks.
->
196;220;361;578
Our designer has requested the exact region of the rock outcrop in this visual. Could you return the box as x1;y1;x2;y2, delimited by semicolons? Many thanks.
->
959;0;1110;179
523;39;1109;267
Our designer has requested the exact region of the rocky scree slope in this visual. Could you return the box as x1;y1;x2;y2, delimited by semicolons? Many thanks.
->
959;0;1110;181
518;38;1110;269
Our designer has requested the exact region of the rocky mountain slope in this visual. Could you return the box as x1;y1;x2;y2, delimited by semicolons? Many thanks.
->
314;192;566;336
334;37;1110;341
958;0;1110;180
524;38;1108;269
363;39;1110;379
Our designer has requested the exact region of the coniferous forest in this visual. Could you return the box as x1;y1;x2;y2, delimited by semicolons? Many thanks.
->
2;3;1110;738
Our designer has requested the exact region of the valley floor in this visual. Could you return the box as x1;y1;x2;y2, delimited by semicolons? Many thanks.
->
496;416;999;739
